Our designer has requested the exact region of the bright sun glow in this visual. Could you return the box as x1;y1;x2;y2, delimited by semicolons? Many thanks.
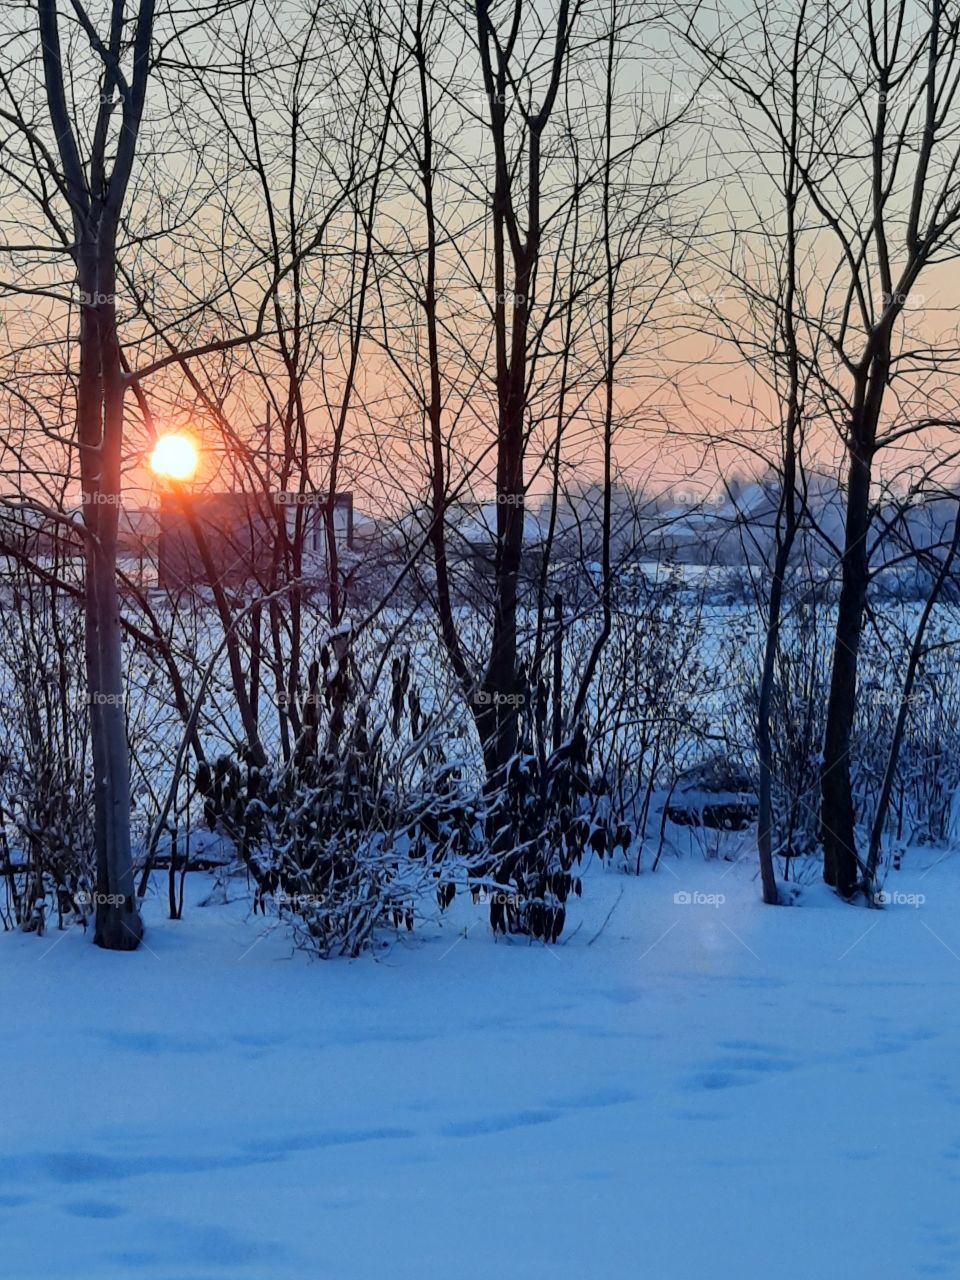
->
150;433;199;482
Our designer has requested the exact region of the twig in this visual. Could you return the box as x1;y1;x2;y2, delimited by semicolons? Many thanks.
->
587;885;624;946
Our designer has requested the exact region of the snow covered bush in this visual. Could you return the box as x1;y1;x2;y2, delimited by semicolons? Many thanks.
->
475;714;592;941
197;629;478;957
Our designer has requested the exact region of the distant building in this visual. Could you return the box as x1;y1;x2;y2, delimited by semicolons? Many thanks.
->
157;490;353;590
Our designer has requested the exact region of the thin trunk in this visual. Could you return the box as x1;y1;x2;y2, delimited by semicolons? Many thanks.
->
821;441;873;896
755;16;804;908
756;527;792;906
414;0;470;695
571;9;617;726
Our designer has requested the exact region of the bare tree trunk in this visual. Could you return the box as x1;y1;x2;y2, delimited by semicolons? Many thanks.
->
756;523;793;906
821;444;873;896
822;338;891;897
475;0;571;784
413;0;470;696
755;25;804;909
87;276;143;948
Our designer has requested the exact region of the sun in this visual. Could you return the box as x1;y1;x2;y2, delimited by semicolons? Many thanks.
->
150;433;199;482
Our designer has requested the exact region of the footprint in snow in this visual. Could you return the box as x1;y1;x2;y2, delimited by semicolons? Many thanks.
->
442;1109;561;1137
62;1198;126;1220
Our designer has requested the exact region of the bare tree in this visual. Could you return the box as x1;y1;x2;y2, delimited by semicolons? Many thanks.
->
363;0;686;929
0;0;271;945
686;0;960;897
26;0;159;947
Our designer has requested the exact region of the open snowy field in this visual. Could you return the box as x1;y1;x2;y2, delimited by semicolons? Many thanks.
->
3;852;960;1280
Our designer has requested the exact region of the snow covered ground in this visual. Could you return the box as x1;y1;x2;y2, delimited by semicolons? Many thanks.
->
3;852;960;1279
